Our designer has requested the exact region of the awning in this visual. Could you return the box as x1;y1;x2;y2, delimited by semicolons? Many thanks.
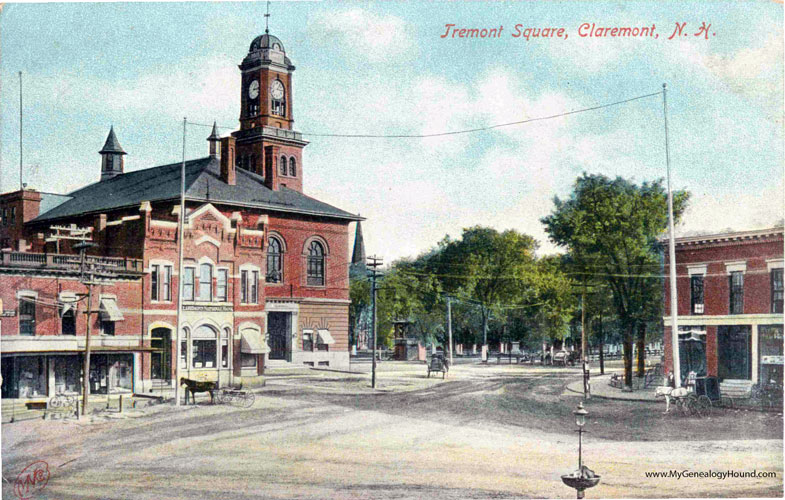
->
241;329;270;354
59;293;77;316
317;329;335;345
99;298;124;321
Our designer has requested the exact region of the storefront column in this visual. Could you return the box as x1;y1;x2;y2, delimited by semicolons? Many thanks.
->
751;324;759;384
47;357;56;397
133;353;142;394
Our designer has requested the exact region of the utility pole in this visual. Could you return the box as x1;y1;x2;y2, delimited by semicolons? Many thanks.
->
74;240;97;418
446;295;453;367
581;284;590;399
175;117;187;406
367;255;383;389
19;71;23;190
662;83;681;387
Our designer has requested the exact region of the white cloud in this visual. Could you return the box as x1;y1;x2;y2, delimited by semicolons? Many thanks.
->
308;9;415;62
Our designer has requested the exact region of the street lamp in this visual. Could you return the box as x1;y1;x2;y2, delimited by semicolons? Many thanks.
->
561;402;600;499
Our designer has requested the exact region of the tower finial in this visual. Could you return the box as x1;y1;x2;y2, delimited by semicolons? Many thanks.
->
264;1;271;34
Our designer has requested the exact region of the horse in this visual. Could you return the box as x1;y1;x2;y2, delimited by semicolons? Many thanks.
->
180;377;217;405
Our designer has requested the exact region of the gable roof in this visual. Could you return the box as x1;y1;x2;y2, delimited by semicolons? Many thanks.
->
31;157;361;223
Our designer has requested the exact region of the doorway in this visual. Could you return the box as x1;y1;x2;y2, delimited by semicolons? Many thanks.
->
718;325;751;380
267;312;290;360
151;328;172;381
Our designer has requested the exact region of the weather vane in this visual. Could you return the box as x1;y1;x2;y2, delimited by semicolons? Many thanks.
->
264;1;271;34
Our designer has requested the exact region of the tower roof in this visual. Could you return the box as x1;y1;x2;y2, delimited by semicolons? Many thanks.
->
99;126;126;155
249;33;285;53
207;122;220;141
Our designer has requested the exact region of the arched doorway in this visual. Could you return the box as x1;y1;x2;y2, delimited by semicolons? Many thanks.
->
151;327;172;381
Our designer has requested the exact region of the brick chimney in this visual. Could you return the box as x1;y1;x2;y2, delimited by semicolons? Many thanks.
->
264;145;281;191
220;136;236;186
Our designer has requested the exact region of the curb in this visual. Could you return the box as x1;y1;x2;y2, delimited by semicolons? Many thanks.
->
565;379;660;403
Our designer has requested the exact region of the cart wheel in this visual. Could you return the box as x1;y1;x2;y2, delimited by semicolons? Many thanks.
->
720;396;734;409
241;392;255;408
697;395;712;417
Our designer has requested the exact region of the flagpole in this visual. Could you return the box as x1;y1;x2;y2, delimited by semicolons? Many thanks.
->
663;83;681;387
175;117;186;406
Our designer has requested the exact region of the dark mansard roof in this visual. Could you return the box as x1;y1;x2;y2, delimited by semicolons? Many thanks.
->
31;156;361;224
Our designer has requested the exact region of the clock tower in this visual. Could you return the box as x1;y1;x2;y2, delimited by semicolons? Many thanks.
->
232;32;308;192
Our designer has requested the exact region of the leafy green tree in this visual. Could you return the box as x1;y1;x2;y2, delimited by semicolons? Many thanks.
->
427;227;539;346
542;174;689;388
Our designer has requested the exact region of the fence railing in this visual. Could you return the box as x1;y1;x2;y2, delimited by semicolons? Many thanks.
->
1;251;143;273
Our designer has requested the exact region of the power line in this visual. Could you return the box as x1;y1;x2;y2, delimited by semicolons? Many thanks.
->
185;90;662;139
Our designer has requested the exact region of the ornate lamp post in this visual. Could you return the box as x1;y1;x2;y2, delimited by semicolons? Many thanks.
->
561;402;600;499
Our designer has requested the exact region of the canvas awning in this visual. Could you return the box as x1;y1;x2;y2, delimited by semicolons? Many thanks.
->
241;329;270;354
59;293;77;316
99;298;124;321
678;329;706;342
317;329;335;345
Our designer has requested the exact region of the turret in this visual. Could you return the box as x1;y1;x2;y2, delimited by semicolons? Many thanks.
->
99;126;126;181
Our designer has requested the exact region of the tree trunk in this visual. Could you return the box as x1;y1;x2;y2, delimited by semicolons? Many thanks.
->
623;326;634;388
482;308;488;346
636;323;646;377
598;318;605;376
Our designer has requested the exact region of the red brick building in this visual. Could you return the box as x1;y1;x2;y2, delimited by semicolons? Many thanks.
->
0;32;361;400
663;227;783;388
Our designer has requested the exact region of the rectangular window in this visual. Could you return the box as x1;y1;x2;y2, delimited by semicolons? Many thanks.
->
729;271;744;315
690;276;704;314
199;264;213;301
217;269;228;302
303;330;313;351
61;309;76;335
183;267;195;301
192;339;216;368
11;207;16;223
241;270;248;303
1;208;6;225
101;320;115;336
241;353;257;367
163;266;172;301
19;298;36;336
151;265;160;301
772;269;784;314
251;271;258;304
221;338;229;368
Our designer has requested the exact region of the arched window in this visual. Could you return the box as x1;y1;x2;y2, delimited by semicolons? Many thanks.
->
307;241;325;286
280;156;287;176
199;263;213;301
192;325;217;368
267;237;283;283
61;308;76;335
289;157;297;177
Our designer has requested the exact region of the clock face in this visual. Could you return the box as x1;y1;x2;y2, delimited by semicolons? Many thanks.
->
271;80;284;100
248;80;260;99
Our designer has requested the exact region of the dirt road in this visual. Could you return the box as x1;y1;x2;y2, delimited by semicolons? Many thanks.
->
2;363;782;499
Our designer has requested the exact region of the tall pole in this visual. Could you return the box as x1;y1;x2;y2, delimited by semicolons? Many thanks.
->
19;71;23;190
447;295;453;367
175;118;187;405
663;83;681;387
367;256;383;389
581;286;587;398
81;280;93;417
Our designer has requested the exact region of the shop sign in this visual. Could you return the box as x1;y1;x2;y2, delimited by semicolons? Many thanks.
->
183;305;233;312
1;309;16;317
761;355;784;365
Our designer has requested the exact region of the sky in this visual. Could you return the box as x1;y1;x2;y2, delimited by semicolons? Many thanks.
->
0;1;782;262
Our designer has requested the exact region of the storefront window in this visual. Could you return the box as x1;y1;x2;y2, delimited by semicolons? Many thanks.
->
54;355;81;394
16;356;46;398
192;325;217;368
759;325;783;386
107;354;133;392
241;353;257;367
678;327;707;384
